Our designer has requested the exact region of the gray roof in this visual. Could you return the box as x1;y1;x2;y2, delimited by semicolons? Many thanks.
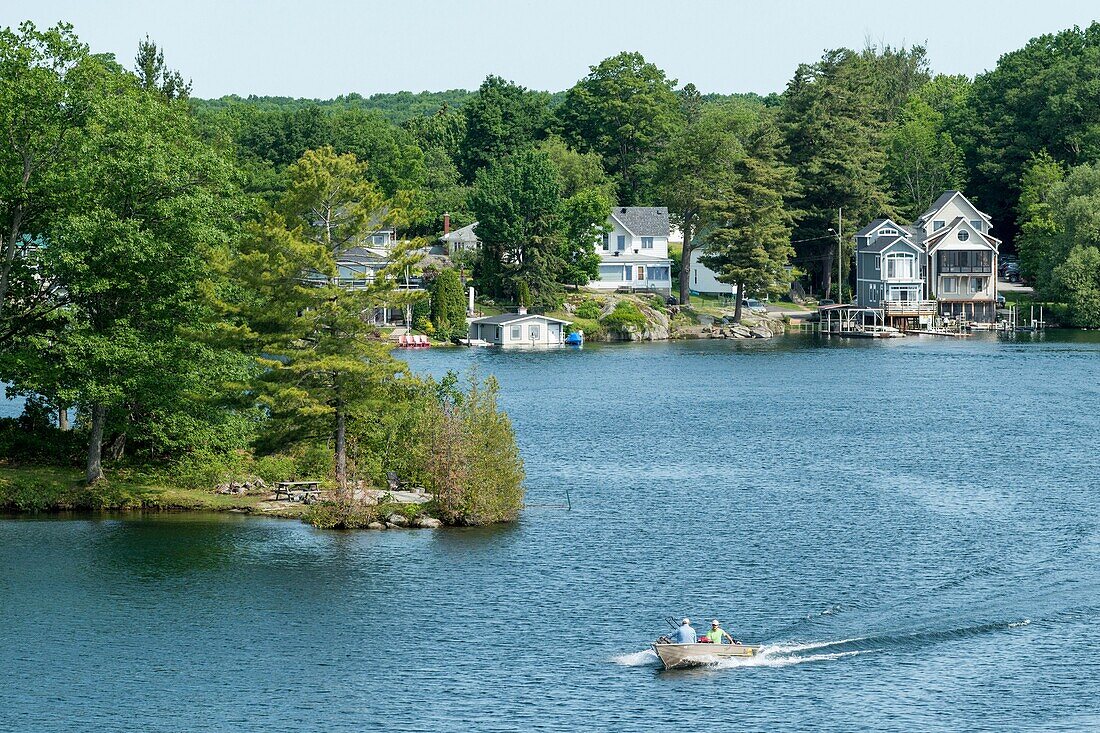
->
441;222;479;242
859;234;922;254
470;312;572;326
612;207;669;237
854;218;890;237
916;190;962;223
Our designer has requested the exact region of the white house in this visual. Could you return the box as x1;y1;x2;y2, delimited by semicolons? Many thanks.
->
914;191;1001;323
440;221;480;255
591;207;673;296
687;247;736;296
467;309;571;347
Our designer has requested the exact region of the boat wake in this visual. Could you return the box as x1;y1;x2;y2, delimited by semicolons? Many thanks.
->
613;618;1033;671
611;649;660;667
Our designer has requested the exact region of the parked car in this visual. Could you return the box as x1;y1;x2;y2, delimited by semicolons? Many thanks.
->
996;294;1007;308
817;298;835;307
1001;262;1021;282
742;298;767;314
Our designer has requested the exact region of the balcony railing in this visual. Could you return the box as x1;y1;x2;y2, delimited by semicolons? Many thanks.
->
883;299;936;315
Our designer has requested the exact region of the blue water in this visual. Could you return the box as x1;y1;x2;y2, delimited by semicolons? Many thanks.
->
2;333;1100;732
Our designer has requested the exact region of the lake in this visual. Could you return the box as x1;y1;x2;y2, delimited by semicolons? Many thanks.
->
2;332;1100;732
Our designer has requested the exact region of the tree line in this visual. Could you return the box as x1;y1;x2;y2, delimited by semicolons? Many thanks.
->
187;26;1100;321
0;22;523;525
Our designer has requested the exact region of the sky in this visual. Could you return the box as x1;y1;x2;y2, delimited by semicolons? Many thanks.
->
6;0;1099;98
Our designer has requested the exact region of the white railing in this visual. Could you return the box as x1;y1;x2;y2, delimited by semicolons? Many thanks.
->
883;300;936;314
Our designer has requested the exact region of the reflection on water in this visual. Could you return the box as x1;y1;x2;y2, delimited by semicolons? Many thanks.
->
3;332;1100;732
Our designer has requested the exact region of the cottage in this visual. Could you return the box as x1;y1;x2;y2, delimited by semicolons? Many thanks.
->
440;221;480;255
467;309;571;347
855;191;1000;324
591;207;673;296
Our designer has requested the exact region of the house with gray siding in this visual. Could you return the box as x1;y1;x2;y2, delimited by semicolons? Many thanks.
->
855;191;1001;324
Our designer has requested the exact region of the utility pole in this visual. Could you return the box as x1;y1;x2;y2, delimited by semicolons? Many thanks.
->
837;207;843;304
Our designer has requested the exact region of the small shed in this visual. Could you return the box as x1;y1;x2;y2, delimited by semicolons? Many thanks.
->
468;310;571;347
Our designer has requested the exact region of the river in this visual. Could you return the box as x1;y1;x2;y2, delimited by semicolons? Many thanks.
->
2;332;1099;732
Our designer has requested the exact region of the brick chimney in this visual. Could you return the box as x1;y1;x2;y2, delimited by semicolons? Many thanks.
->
443;213;451;235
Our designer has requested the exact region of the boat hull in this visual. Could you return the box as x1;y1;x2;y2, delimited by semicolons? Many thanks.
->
652;642;761;670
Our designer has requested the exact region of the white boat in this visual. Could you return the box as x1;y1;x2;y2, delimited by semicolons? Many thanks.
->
651;641;761;670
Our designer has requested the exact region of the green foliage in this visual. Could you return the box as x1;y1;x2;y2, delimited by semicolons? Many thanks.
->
559;52;684;204
700;112;798;319
780;48;898;291
429;268;467;339
558;188;609;289
424;372;525;525
471;150;563;305
1016;151;1066;293
516;280;532;309
1054;246;1100;327
539;135;616;200
575;300;602;319
655;101;758;303
458;75;550;181
1011;160;1100;327
886;96;966;219
600;300;647;332
411;295;432;333
966;22;1100;240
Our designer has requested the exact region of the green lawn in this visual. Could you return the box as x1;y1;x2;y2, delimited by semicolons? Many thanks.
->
0;463;283;513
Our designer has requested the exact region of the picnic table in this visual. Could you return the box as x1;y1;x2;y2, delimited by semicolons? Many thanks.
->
273;481;322;502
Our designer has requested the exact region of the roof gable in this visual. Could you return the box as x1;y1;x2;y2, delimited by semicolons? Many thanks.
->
926;217;997;252
917;190;991;225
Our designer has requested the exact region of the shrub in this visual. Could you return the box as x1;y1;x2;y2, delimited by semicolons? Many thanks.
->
411;296;432;333
600;300;647;332
429;268;468;338
169;449;253;489
306;501;379;529
575;300;602;319
425;372;524;525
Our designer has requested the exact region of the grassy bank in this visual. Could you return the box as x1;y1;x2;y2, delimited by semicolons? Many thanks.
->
0;464;301;516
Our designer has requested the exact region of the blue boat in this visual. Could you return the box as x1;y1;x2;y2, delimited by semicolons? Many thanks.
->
564;331;584;346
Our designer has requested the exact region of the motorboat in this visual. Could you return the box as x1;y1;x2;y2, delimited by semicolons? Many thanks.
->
651;640;761;670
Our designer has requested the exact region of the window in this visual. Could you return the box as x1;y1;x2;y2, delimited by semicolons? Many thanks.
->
637;266;645;281
648;266;670;281
875;255;881;270
598;265;623;281
601;233;609;251
693;268;697;284
958;230;970;242
933;220;945;231
616;235;626;251
624;264;632;281
510;325;521;340
885;253;914;279
971;277;985;293
971;220;983;231
371;233;388;245
942;277;958;294
641;237;653;249
939;250;991;273
879;228;898;236
529;324;541;340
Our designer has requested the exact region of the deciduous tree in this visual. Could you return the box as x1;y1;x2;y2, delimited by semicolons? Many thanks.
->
558;52;683;205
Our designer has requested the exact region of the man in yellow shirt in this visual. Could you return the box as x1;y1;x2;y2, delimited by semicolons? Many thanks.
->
705;619;735;645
